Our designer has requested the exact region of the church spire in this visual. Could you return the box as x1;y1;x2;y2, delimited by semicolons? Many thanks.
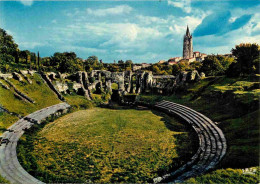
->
186;25;191;37
183;25;193;59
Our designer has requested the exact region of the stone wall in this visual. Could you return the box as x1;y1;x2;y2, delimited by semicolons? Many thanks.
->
40;73;65;101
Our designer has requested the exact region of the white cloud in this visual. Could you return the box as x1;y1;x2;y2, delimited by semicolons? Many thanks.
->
86;5;132;17
50;9;205;61
18;41;45;49
137;15;168;25
168;0;191;13
61;45;107;54
19;0;33;6
51;19;57;24
229;17;237;23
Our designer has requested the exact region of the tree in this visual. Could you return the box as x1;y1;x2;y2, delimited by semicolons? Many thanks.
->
172;64;181;75
230;43;260;75
37;51;40;71
190;61;202;71
118;60;124;64
201;56;224;76
85;56;103;72
253;56;260;74
0;28;18;58
0;28;19;72
86;56;99;65
152;64;161;74
49;52;83;73
178;60;190;72
125;60;133;65
200;55;234;76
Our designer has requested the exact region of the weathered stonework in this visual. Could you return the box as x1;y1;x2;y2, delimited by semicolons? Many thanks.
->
42;69;204;101
40;73;65;101
19;70;32;84
12;72;23;82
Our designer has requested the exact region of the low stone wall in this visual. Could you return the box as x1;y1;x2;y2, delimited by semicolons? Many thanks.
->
0;81;9;90
40;73;65;101
2;78;35;104
19;71;32;84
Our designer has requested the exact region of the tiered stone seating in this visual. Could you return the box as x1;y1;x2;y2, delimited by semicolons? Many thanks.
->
0;103;70;184
153;100;226;183
0;100;225;183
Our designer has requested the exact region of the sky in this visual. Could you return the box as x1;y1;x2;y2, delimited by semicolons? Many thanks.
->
0;0;260;63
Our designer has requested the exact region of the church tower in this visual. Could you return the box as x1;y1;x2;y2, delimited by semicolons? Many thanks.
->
183;25;193;59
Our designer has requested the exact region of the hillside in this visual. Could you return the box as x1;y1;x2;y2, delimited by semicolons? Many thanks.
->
139;75;260;182
0;72;61;134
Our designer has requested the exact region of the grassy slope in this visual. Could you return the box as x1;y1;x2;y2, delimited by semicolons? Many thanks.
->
17;108;196;183
139;76;260;183
64;94;93;110
185;167;259;184
0;175;9;184
219;110;260;168
0;73;60;115
9;74;61;110
0;112;19;132
0;73;61;134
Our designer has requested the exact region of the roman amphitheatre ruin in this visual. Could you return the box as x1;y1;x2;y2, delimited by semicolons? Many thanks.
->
0;70;227;183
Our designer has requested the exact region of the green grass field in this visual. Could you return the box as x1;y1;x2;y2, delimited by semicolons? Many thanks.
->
186;167;259;184
17;107;196;183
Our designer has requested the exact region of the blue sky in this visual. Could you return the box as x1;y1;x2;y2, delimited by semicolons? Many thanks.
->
0;0;259;63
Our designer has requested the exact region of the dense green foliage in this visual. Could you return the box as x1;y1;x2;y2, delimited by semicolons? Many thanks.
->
200;55;234;76
228;43;260;76
84;56;104;72
43;52;84;73
0;28;18;72
17;108;196;183
151;60;202;75
0;28;40;72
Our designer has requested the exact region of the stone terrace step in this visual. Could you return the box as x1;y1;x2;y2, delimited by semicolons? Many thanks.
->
155;103;215;180
153;100;226;183
158;100;226;165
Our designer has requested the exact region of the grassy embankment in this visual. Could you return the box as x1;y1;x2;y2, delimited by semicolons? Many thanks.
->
0;73;61;134
139;75;260;183
17;107;196;183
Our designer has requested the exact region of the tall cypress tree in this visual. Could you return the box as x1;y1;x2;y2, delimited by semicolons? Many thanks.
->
37;51;40;71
